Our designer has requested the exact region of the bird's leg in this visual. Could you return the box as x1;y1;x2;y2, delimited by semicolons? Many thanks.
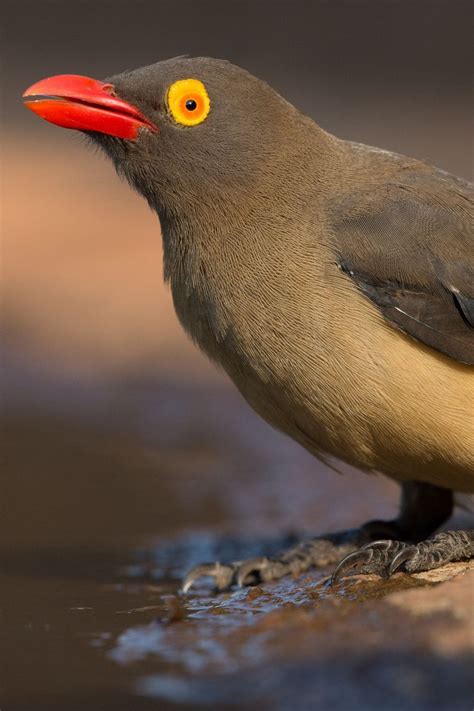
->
332;483;474;583
182;482;471;593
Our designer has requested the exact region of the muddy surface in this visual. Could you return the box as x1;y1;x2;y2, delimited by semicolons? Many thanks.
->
2;362;473;711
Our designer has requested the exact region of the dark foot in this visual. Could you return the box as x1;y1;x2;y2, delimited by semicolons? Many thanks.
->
182;530;371;593
331;529;474;585
182;482;461;593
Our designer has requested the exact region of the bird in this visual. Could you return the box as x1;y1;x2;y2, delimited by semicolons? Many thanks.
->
23;57;473;591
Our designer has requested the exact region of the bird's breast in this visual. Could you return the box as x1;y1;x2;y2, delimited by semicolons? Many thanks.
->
168;248;356;463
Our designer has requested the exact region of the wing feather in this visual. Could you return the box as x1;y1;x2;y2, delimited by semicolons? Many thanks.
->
330;166;473;364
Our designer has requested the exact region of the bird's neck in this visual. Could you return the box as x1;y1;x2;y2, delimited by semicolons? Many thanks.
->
156;124;341;363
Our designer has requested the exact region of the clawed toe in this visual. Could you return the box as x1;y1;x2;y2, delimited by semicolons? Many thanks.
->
181;562;237;593
331;548;375;585
236;557;272;587
182;556;283;593
331;539;409;585
387;547;417;576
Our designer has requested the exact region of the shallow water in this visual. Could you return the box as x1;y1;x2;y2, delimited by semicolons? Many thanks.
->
2;366;472;710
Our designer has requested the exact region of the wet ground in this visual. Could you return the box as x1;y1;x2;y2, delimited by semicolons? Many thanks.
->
2;361;473;711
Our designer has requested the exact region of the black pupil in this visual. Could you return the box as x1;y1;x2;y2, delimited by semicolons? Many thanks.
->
185;99;197;111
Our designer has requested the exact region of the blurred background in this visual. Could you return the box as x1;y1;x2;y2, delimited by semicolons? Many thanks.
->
1;2;472;710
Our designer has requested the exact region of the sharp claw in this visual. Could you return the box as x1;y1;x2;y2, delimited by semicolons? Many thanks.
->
331;549;374;586
181;562;235;593
236;557;270;587
387;546;416;576
181;564;215;594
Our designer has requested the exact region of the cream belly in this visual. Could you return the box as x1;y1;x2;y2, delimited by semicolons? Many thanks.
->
355;307;473;492
221;278;474;494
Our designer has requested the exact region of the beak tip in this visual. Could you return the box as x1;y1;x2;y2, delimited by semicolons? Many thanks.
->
22;85;34;100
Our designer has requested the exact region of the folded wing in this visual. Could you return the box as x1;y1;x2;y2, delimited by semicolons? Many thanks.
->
330;167;473;364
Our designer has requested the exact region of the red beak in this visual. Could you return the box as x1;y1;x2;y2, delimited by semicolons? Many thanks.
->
23;74;158;140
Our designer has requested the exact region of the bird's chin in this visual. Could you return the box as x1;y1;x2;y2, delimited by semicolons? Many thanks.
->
84;132;132;177
85;131;125;150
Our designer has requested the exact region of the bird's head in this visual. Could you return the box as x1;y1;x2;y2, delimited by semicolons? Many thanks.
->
23;57;305;220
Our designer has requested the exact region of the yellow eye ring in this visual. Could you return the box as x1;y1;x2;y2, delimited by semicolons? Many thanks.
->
166;79;210;127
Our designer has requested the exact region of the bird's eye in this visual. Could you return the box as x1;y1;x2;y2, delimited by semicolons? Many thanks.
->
167;79;210;126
